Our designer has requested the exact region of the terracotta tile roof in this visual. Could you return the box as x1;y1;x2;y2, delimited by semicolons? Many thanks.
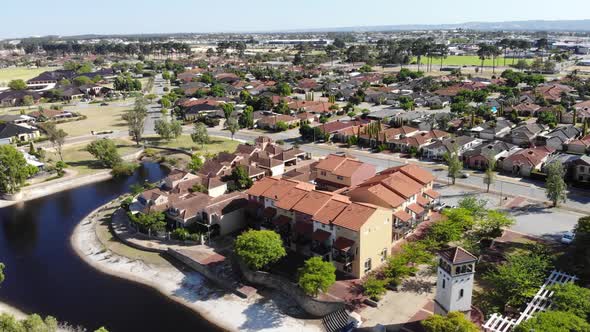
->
292;190;335;216
333;237;355;251
246;177;280;196
439;247;478;264
332;203;377;232
312;199;350;225
312;229;332;242
505;146;555;167
362;172;423;199
349;184;405;208
380;164;436;185
417;195;430;207
314;154;375;178
274;187;312;210
393;210;412;222
407;203;425;215
424;189;440;199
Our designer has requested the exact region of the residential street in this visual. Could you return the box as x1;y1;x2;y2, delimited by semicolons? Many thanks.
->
143;74;169;135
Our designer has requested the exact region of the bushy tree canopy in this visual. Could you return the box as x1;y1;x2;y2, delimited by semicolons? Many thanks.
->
297;257;336;297
235;230;286;270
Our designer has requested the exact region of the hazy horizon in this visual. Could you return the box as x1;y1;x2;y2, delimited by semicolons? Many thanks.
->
1;0;590;39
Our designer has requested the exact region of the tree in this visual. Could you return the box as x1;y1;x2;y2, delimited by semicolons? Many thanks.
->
545;161;567;207
275;121;288;132
170;120;182;139
95;327;110;332
86;139;122;168
297;257;336;297
221;103;234;120
570;216;590;280
476;210;514;240
123;97;148;145
191;122;209;149
226;117;239;140
484;248;552;308
548;283;590;320
275;82;292;96
483;154;496;193
128;211;166;233
231;165;253;190
362;276;388;301
43;122;68;161
443;149;462;185
154;119;173;141
0;145;38;194
73;76;92;86
514;310;590;332
8;79;27;90
0;262;4;284
0;313;60;332
239;105;254;129
188;154;203;172
422;311;479;332
22;95;34;107
235;230;286;270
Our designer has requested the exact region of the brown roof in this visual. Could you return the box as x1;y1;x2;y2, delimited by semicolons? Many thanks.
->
407;203;425;215
332;203;377;232
349;184;405;208
361;172;423;199
274;187;312;210
416;195;430;207
333;237;355;251
393;210;412;222
312;199;350;225
380;164;435;185
439;247;478;264
314;154;375;178
246;177;280;196
312;229;331;242
424;189;440;199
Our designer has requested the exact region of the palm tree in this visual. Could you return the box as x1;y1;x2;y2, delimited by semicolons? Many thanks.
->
477;44;491;73
490;45;501;74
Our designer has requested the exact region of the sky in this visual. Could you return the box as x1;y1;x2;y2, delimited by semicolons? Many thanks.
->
1;0;590;38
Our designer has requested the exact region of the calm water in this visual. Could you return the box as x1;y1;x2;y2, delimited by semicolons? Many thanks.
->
0;163;221;332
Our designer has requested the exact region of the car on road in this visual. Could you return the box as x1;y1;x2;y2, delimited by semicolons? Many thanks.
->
433;202;447;212
100;102;109;106
561;231;575;245
459;172;470;178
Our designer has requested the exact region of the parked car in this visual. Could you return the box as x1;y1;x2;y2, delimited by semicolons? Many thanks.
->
460;172;470;178
100;102;109;106
433;202;447;212
561;231;575;245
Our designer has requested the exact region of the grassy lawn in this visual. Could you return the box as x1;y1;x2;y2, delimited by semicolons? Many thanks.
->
95;210;169;265
56;101;134;137
412;55;532;67
47;139;140;175
0;67;57;85
144;135;240;154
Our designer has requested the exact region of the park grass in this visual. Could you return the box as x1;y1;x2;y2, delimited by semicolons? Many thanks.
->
47;139;140;175
56;101;134;136
412;55;532;67
143;135;240;155
0;67;56;85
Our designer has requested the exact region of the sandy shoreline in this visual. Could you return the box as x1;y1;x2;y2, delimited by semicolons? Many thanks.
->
70;206;322;332
0;301;26;319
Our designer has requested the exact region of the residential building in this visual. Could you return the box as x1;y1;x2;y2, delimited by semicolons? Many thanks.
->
572;155;590;183
313;154;376;191
422;136;483;160
0;122;40;144
501;146;555;176
463;141;518;170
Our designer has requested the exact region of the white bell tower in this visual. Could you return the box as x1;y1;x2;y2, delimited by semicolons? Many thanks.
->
434;247;477;316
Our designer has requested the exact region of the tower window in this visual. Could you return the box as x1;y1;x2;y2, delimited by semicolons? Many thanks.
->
459;289;464;298
364;258;372;273
442;279;446;289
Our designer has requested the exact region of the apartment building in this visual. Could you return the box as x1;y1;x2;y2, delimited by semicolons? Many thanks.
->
313;154;376;191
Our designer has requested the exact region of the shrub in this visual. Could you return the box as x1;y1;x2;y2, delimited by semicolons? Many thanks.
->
363;276;388;301
111;162;139;177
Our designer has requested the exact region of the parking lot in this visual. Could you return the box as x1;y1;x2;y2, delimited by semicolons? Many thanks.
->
435;183;582;241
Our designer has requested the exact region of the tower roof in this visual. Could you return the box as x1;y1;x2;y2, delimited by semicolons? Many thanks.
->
439;247;477;264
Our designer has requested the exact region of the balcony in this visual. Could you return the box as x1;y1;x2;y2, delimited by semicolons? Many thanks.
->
332;250;354;264
311;243;331;256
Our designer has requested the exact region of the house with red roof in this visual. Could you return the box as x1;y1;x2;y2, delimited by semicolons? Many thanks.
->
313;154;376;191
501;146;555;177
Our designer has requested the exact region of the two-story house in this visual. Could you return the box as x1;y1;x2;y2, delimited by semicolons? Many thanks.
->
313;154;376;191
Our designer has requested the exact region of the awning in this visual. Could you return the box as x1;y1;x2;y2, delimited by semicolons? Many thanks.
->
312;229;332;242
424;189;440;199
417;195;430;207
294;221;313;235
263;207;277;218
333;237;355;251
272;215;291;227
408;203;425;215
393;210;412;222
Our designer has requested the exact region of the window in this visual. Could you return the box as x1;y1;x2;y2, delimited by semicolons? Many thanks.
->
442;279;446;289
459;289;464;298
320;171;326;176
337;176;344;180
381;248;387;262
364;258;372;273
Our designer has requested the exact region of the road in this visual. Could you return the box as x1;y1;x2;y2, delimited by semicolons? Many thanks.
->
143;74;170;135
207;127;590;216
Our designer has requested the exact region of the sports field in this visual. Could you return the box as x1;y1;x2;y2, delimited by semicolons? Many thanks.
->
0;67;55;85
412;55;532;67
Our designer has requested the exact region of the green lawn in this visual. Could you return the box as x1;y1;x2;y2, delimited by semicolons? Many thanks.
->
57;101;135;136
47;139;140;175
412;55;532;67
144;135;239;154
0;67;56;85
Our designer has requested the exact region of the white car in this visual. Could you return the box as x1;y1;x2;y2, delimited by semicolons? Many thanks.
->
561;231;575;245
433;202;447;212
